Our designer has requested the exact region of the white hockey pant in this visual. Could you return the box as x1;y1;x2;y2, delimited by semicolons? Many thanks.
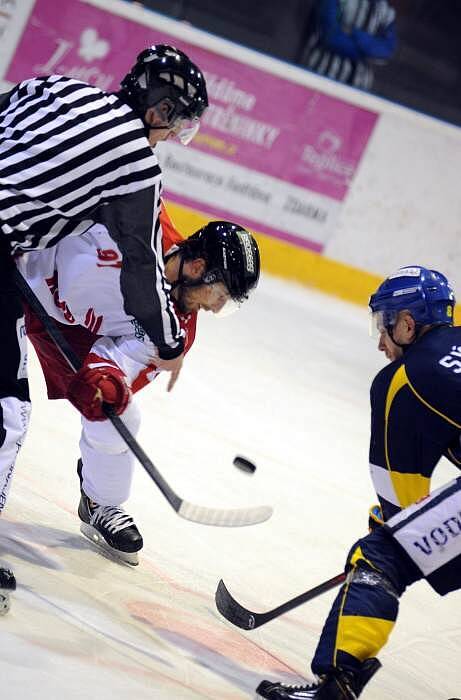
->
0;397;31;513
79;400;141;507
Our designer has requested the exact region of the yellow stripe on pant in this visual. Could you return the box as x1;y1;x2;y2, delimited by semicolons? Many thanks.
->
311;540;400;674
336;614;394;661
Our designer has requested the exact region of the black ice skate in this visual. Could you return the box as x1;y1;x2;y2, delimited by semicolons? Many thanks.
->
77;460;143;566
0;566;16;615
256;658;381;700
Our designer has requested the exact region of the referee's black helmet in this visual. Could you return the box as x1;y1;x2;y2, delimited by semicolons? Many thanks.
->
120;44;208;126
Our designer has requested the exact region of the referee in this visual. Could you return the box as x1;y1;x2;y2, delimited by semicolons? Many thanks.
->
0;44;208;604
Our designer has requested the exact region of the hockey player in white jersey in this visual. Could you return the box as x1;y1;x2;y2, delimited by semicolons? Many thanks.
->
0;43;209;596
17;207;260;565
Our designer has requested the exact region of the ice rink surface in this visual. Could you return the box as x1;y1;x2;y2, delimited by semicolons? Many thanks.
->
1;273;460;699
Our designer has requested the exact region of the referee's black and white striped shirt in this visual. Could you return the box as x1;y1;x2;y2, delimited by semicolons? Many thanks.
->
0;75;183;359
301;0;396;90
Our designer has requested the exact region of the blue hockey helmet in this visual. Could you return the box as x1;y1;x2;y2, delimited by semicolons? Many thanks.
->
369;265;455;334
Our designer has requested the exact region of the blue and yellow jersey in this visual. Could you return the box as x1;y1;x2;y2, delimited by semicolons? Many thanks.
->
369;325;461;520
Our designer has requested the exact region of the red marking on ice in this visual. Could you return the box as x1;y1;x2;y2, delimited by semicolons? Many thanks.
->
126;599;294;673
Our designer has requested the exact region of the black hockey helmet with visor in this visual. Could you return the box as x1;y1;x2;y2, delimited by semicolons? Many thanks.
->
120;44;208;143
174;221;260;315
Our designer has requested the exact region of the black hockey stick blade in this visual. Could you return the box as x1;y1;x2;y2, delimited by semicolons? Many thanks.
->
215;572;347;629
14;270;273;527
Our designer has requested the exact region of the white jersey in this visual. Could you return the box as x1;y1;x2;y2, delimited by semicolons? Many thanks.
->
385;476;461;595
17;223;197;389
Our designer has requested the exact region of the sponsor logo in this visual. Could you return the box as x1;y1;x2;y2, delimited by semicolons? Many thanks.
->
237;232;255;273
301;129;355;180
35;28;114;91
130;318;146;341
388;267;421;279
283;195;327;222
392;286;418;297
78;27;109;62
413;512;461;555
205;73;256;111
203;102;280;149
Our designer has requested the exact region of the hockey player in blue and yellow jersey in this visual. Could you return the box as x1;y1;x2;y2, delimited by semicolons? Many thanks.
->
368;265;460;519
256;476;461;699
256;266;461;699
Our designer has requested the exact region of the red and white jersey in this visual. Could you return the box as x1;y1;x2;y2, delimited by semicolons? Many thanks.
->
17;207;197;392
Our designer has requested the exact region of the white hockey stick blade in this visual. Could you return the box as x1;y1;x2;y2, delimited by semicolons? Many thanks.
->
178;501;273;527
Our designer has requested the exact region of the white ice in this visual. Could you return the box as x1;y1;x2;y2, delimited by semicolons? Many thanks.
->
1;273;460;699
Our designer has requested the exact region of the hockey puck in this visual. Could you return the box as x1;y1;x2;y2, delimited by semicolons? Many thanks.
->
233;456;257;474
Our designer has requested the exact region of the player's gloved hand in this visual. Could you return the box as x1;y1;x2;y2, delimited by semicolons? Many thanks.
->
368;503;384;532
67;361;131;421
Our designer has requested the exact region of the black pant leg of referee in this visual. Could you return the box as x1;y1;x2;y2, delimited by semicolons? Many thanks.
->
0;241;31;514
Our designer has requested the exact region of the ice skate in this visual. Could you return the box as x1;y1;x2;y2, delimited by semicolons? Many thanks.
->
77;460;143;566
256;658;381;700
0;566;16;615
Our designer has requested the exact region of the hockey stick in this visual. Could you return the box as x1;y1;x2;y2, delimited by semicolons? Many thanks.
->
215;572;346;629
14;268;272;527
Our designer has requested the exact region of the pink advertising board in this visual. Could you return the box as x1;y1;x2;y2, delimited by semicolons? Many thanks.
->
6;0;379;249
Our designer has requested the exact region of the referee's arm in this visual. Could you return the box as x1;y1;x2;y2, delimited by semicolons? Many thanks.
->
97;188;184;360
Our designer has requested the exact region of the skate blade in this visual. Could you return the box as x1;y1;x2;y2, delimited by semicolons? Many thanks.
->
79;523;139;567
0;592;11;615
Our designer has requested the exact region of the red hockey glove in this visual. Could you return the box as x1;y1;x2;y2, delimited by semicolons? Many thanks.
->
67;361;131;421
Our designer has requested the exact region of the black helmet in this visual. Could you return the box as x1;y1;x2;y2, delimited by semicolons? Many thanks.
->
120;44;208;125
180;221;260;303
